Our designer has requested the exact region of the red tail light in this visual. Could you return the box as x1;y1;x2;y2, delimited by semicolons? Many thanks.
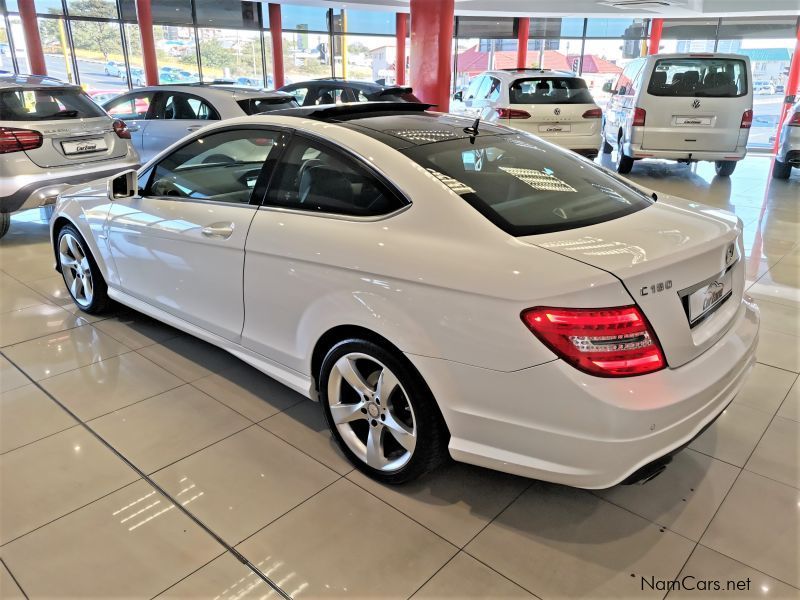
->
112;119;131;139
740;109;753;129
496;107;531;119
582;108;603;119
521;306;666;377
787;111;800;127
632;107;646;127
0;127;43;154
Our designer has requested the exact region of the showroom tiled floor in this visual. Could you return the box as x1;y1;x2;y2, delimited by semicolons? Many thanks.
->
0;155;799;599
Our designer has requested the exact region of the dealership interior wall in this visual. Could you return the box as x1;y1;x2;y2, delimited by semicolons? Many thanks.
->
1;1;800;599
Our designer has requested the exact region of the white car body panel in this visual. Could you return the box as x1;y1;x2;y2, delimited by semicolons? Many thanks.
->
50;112;759;488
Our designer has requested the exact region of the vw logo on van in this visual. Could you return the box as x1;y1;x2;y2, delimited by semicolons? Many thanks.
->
554;107;561;116
691;99;701;109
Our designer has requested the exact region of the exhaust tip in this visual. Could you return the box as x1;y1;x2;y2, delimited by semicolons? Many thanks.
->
621;456;673;486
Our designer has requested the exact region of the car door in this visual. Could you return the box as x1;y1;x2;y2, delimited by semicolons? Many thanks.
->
104;91;155;155
140;91;220;162
105;126;286;341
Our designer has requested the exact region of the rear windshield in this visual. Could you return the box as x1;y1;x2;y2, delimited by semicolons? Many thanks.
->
367;88;421;103
510;77;594;105
401;134;652;236
0;88;107;120
238;97;298;115
647;58;748;98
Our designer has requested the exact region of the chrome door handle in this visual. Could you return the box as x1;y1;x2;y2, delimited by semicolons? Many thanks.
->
201;222;234;239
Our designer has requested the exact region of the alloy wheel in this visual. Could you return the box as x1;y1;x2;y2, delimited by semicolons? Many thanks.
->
326;352;417;472
59;232;94;307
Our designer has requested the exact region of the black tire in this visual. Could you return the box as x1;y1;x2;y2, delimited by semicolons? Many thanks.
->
56;224;111;314
714;160;737;177
319;338;449;484
601;127;613;154
772;159;792;180
0;213;9;240
616;135;634;174
602;139;613;154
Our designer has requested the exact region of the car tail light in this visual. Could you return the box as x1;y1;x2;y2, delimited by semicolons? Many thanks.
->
787;111;800;127
740;109;753;129
112;119;131;139
496;107;531;119
0;127;43;154
521;306;666;377
632;107;646;127
582;108;603;119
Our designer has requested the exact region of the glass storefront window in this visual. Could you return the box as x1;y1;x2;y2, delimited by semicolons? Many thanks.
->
281;5;328;33
194;0;260;29
198;28;262;85
580;38;635;109
333;8;394;35
119;0;193;25
0;15;13;74
37;17;76;83
282;30;331;83
455;37;518;91
66;0;117;19
123;23;199;87
585;18;647;39
69;19;125;92
332;34;396;83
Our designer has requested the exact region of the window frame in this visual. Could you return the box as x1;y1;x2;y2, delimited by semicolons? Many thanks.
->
103;90;156;120
260;131;410;221
149;91;221;121
139;125;290;207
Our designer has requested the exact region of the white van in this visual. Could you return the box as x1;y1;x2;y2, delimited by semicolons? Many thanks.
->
601;53;752;176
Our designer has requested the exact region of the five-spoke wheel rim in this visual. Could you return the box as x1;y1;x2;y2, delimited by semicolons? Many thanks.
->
327;352;417;472
59;233;93;307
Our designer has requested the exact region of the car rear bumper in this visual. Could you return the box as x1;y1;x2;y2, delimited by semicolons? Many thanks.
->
512;125;601;153
0;156;140;214
408;297;759;489
776;126;800;164
624;142;747;162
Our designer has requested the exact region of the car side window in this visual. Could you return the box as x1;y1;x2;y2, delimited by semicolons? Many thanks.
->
486;77;502;101
312;87;348;105
145;128;282;204
153;93;220;120
105;92;153;119
475;77;492;100
266;136;406;217
287;87;309;105
465;76;484;100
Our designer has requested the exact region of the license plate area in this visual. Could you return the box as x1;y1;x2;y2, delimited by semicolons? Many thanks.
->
539;124;571;133
679;265;734;328
674;116;712;126
61;137;107;155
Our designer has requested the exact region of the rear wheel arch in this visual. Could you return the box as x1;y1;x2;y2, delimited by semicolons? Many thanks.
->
51;216;75;272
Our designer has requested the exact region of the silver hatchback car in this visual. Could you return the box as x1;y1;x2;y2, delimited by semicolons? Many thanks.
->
772;101;799;180
0;75;139;238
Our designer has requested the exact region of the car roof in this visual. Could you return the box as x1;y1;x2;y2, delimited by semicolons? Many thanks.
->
110;84;293;102
266;102;512;150
281;79;408;93
0;74;80;90
483;69;579;80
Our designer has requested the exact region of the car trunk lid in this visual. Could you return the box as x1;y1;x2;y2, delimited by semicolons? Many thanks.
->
501;102;599;137
23;116;129;168
520;197;745;368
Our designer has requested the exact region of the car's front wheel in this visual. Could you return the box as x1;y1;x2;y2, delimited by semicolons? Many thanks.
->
0;213;10;239
714;160;737;177
772;158;792;180
616;135;634;174
57;225;110;314
319;339;449;484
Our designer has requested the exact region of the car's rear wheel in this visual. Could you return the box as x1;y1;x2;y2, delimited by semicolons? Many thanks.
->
0;213;10;240
319;339;449;484
714;160;737;177
601;124;613;154
772;158;792;180
57;225;110;314
615;135;634;174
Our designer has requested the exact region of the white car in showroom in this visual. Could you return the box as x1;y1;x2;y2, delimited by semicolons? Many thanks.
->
452;69;603;158
50;103;759;488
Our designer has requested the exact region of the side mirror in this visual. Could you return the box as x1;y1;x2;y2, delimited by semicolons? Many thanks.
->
453;90;463;102
107;169;137;201
602;81;613;94
617;86;627;96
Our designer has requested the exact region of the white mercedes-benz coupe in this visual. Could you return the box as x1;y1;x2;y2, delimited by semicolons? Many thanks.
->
50;102;759;488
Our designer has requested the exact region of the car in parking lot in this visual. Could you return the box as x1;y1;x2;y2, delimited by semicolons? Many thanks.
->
772;101;799;179
601;53;753;176
0;74;139;239
452;69;603;158
279;78;419;105
102;83;297;162
753;80;776;95
50;102;758;488
104;61;123;77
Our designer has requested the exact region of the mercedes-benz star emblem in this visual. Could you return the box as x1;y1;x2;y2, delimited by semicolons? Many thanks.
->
691;99;701;109
554;107;561;116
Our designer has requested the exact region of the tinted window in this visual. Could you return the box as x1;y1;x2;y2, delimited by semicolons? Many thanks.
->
486;77;502;102
267;137;405;217
104;92;153;120
309;87;350;105
0;88;106;121
402;134;653;236
285;87;309;104
147;128;281;203
509;78;594;104
647;58;748;98
238;97;298;115
464;76;484;100
154;93;219;120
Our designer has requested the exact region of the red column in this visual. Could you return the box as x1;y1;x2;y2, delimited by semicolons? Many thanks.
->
516;17;529;69
409;0;454;111
18;0;46;75
135;0;159;86
774;31;800;152
396;13;407;86
268;3;284;89
648;18;663;55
